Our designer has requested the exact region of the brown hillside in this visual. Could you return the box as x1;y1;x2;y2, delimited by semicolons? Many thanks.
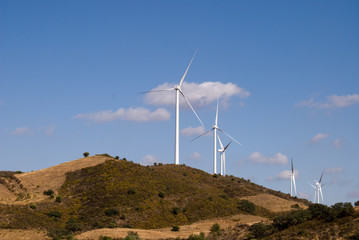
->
0;155;109;204
240;193;308;212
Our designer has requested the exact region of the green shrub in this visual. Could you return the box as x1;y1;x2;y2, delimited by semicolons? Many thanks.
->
115;156;119;160
249;222;273;239
291;204;300;209
66;218;82;232
158;191;165;198
188;232;206;240
47;211;62;219
127;189;136;194
171;225;180;232
172;207;180;215
273;209;311;231
104;208;119;216
238;199;255;214
308;204;336;222
99;236;112;240
83;152;90;157
355;200;359;207
124;231;141;240
55;196;62;203
210;223;221;235
43;189;54;196
29;203;37;209
331;202;354;218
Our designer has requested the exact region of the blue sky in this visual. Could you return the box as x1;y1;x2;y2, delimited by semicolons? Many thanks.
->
1;0;358;206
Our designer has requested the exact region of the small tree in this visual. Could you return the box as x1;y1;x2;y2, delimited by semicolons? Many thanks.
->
171;225;180;232
210;223;222;235
83;152;89;157
354;200;359;207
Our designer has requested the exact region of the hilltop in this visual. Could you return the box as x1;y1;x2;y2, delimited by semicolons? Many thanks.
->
1;155;357;240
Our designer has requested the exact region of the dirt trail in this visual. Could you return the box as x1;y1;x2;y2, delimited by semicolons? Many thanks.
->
75;214;268;240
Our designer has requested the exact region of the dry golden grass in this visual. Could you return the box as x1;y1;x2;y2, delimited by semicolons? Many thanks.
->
75;214;268;240
0;156;109;204
240;193;308;212
0;229;50;240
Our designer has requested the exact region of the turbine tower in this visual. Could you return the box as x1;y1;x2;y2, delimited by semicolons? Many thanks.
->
144;50;203;165
290;158;297;197
309;172;325;204
193;98;240;174
217;135;231;176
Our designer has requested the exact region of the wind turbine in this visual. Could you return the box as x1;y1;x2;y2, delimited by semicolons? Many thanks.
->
290;158;297;197
193;98;241;174
217;135;231;176
144;50;203;165
309;172;324;203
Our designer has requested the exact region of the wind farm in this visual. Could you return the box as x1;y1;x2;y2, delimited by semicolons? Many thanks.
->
1;1;359;239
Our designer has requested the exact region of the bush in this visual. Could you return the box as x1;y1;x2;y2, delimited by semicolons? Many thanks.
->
83;152;89;157
55;196;62;203
43;189;54;196
124;231;141;240
47;211;62;219
210;223;221;235
273;209;311;231
249;222;273;239
99;237;112;240
308;204;336;222
115;156;119;159
331;202;354;218
66;218;82;232
158;191;165;198
238;199;256;214
355;200;359;207
172;207;180;215
171;225;180;232
29;203;37;209
105;208;119;216
188;232;206;240
127;189;136;194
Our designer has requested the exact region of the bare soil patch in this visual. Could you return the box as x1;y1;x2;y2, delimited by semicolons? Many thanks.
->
0;156;109;204
240;193;308;212
75;214;268;240
0;229;50;240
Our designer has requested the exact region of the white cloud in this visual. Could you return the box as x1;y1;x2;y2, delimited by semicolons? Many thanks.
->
311;133;329;143
74;107;171;123
11;127;33;135
144;81;250;108
299;94;359;109
189;152;201;160
325;167;343;174
333;138;343;148
141;154;159;166
180;126;205;136
267;169;299;181
298;192;311;200
249;152;288;165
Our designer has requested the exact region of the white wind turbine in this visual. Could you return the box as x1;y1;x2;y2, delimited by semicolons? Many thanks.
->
289;158;297;197
193;98;241;174
217;135;231;176
309;172;325;203
144;50;203;165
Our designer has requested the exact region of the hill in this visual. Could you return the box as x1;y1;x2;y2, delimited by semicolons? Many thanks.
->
0;155;324;240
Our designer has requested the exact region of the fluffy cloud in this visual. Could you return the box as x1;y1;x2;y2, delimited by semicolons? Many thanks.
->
325;167;344;174
268;169;299;181
141;154;159;166
249;152;288;165
180;126;205;136
189;152;201;160
332;138;343;148
311;133;329;143
11;127;33;135
299;94;359;109
144;81;250;108
74;107;171;123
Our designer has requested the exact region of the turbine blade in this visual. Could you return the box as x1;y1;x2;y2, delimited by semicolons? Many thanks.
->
217;135;224;149
308;182;316;189
224;141;232;151
291;158;294;173
139;88;174;94
179;49;198;87
319;171;324;183
179;90;204;126
191;129;213;142
217;128;241;145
